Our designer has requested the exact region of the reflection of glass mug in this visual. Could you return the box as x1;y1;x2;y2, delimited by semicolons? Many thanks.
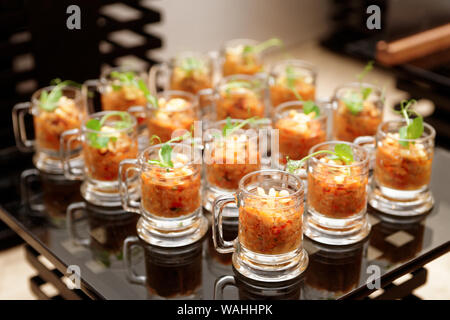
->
119;143;208;247
214;268;303;300
213;169;308;281
124;236;204;299
67;201;138;268
304;141;371;245
268;59;317;110
355;120;435;217
60;111;139;207
202;118;271;212
20;168;82;228
303;239;365;300
12;85;85;174
148;51;215;95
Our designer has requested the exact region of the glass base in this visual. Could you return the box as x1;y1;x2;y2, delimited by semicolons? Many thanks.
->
80;180;129;207
369;183;434;217
304;207;371;245
33;152;82;175
232;244;308;282
137;209;208;247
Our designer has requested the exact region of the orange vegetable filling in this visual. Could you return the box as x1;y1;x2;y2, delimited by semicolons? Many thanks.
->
34;96;82;152
333;100;382;141
147;97;197;142
83;130;138;181
222;49;262;76
307;157;368;218
141;159;201;218
206;134;260;190
275;110;326;164
216;87;264;120
270;79;315;108
170;66;212;95
239;188;303;255
374;134;433;190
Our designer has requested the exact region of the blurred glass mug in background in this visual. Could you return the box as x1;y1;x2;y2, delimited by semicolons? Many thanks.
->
12;84;86;174
355;120;435;217
213;169;308;282
60;111;139;207
83;65;150;151
119;142;207;247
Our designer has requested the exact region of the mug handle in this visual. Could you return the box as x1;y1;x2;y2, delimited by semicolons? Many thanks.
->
148;62;169;95
214;275;236;300
20;168;45;212
123;236;146;285
212;194;236;254
82;79;100;113
119;159;141;214
60;128;84;180
12;102;35;152
354;135;376;171
66;202;90;247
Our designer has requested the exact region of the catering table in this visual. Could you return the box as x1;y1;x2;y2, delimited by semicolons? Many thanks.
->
0;147;449;300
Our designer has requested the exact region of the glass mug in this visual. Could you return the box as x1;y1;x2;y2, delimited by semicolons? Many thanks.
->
124;236;204;299
146;90;200;143
199;74;267;122
83;65;149;150
304;141;371;245
268;59;317;110
273;100;328;168
220;39;264;77
203;118;271;212
12;85;85;174
332;83;383;142
60;111;139;207
356;120;435;217
213;169;308;281
148;51;215;95
119;142;207;247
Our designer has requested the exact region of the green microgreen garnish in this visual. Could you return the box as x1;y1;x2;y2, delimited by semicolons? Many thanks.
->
242;38;283;55
220;116;267;137
302;100;321;117
342;61;374;115
110;70;158;108
39;79;80;112
148;132;191;168
86;111;133;149
180;57;204;77
286;143;354;173
396;99;423;147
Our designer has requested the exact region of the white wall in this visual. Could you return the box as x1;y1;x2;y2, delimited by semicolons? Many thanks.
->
144;0;331;60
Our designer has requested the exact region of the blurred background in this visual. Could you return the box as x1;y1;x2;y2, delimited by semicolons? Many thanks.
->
0;0;449;299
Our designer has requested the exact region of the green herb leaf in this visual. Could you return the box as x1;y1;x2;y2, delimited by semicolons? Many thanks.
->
39;80;79;111
357;60;374;82
303;100;320;117
137;79;158;108
361;87;372;100
397;99;424;147
86;112;132;149
343;93;364;115
334;143;354;164
180;57;203;76
148;132;191;168
221;116;266;137
159;144;174;167
243;38;283;55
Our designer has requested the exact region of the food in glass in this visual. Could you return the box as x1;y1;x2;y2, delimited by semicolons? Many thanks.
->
332;83;383;141
274;100;327;165
146;91;198;143
216;75;265;120
222;38;281;76
119;138;207;247
169;53;213;94
100;69;148;112
269;60;316;108
213;170;308;281
61;111;138;206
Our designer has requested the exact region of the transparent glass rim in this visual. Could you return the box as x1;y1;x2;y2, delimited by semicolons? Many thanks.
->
269;59;318;79
377;120;436;143
31;85;82;106
147;90;198;111
238;169;304;200
170;51;213;66
223;38;259;51
82;111;137;134
218;74;266;94
139;142;201;170
100;65;148;81
309;140;370;169
333;82;382;99
273;100;327;122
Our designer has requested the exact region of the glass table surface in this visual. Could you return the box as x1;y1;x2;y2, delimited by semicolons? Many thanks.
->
0;148;449;300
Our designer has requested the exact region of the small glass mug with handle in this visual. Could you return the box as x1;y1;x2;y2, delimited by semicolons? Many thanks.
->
119;142;208;247
12;85;85;174
60;111;139;207
212;169;308;282
355;120;435;218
